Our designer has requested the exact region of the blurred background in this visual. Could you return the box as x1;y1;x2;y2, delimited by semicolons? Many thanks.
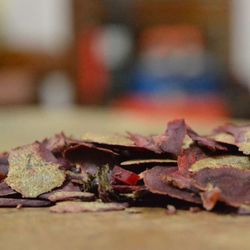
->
0;0;249;122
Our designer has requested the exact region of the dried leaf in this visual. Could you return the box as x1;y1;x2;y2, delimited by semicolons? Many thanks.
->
82;133;164;161
143;166;201;204
128;119;186;156
190;155;250;172
238;130;250;155
112;166;140;185
215;124;250;155
0;181;17;196
49;201;128;213
160;119;186;155
63;143;118;164
48;191;95;202
164;172;194;190
97;165;116;202
193;167;250;207
39;181;81;199
127;132;161;153
177;146;207;174
6;142;65;198
0;152;9;181
121;159;176;166
189;206;201;213
42;132;68;154
237;205;250;215
0;198;51;207
82;133;134;146
187;127;228;151
112;185;144;193
200;187;221;210
209;132;235;145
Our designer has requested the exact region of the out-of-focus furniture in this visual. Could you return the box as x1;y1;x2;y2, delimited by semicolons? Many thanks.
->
0;48;74;105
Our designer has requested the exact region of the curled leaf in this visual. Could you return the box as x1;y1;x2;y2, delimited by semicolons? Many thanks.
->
128;119;186;156
42;132;68;154
63;143;118;164
215;124;250;155
160;119;186;155
187;127;228;151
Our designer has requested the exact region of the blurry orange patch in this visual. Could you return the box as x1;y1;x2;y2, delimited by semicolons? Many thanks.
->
112;95;229;123
0;68;35;105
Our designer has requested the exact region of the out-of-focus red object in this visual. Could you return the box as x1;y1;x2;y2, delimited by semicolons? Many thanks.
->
112;95;229;122
77;27;109;104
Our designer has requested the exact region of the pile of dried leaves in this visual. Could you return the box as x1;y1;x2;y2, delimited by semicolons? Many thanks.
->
1;119;250;215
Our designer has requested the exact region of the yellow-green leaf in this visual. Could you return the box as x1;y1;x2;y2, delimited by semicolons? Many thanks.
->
6;143;65;198
82;133;134;146
121;159;176;166
190;155;250;172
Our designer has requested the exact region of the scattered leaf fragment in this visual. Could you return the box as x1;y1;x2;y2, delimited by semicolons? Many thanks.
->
166;204;177;215
48;191;95;202
0;198;51;207
49;201;128;213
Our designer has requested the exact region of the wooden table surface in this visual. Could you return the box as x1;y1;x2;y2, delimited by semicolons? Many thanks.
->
0;107;249;250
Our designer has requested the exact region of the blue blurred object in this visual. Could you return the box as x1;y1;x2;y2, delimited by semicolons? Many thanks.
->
129;25;224;98
130;62;222;96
